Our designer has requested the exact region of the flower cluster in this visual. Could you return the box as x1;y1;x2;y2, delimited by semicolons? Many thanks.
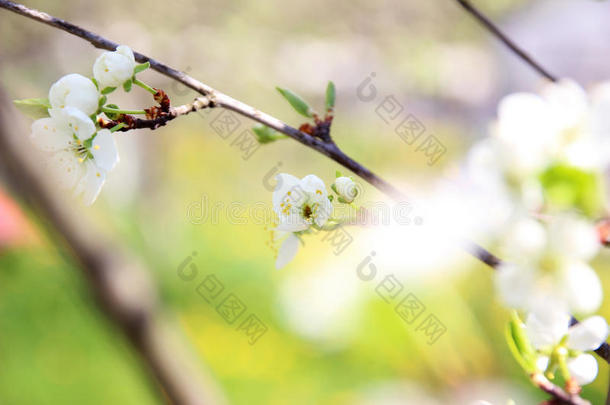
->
466;79;610;388
270;172;358;269
19;45;149;205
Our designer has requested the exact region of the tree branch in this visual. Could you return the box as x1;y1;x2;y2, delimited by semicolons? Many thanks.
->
453;0;558;82
532;373;591;405
1;0;608;373
0;89;224;405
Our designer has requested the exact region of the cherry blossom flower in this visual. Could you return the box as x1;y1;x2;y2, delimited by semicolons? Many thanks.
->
526;310;608;385
30;107;118;205
272;173;332;269
49;73;99;116
495;214;602;315
93;45;136;89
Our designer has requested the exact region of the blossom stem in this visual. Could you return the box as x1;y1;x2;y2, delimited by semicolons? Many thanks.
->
109;122;128;133
101;106;147;115
133;78;157;95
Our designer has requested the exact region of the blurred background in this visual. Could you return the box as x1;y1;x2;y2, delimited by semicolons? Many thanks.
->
1;0;610;403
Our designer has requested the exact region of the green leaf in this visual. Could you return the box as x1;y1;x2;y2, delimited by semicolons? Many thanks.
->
335;170;342;178
98;95;107;108
276;87;312;118
13;98;51;119
134;62;150;74
325;81;336;110
539;164;604;217
91;77;99;90
252;124;285;144
101;86;117;95
505;311;537;373
123;79;133;93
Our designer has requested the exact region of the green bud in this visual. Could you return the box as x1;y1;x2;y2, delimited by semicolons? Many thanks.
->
325;81;336;110
276;86;313;118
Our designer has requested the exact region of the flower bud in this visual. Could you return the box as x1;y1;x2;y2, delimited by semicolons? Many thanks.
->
93;45;136;89
333;176;358;203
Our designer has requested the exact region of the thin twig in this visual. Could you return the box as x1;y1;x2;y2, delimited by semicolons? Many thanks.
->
532;373;591;405
1;0;608;370
99;96;213;131
454;0;558;82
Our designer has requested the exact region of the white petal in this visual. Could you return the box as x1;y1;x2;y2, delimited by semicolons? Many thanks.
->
30;117;71;152
74;161;106;206
548;216;599;261
541;79;588;130
567;354;598;386
276;214;309;232
525;311;570;349
568;316;608;351
272;173;302;211
559;261;603;315
116;45;135;65
47;151;83;190
314;197;332;227
49;73;99;115
494;263;535;310
50;107;96;141
91;129;119;172
502;217;547;259
276;233;300;269
536;355;550;372
300;174;327;196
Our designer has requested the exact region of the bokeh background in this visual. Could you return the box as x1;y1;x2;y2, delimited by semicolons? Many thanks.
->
1;0;610;403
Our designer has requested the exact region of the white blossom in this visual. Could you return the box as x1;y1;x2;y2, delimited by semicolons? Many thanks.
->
273;173;332;232
495;214;602;314
272;173;332;269
30;107;119;205
493;79;610;178
526;310;608;385
93;45;136;89
49;73;99;116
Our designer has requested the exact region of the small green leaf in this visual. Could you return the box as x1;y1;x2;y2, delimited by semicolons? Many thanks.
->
91;77;99;90
325;81;336;110
335;170;342;178
101;86;117;95
276;87;312;118
13;98;51;119
252;124;285;144
98;95;107;108
505;311;537;373
123;79;133;93
134;62;150;74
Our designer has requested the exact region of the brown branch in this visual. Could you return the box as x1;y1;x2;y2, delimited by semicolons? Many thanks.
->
532;374;591;405
454;0;558;82
99;96;212;131
1;0;609;374
0;89;224;405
